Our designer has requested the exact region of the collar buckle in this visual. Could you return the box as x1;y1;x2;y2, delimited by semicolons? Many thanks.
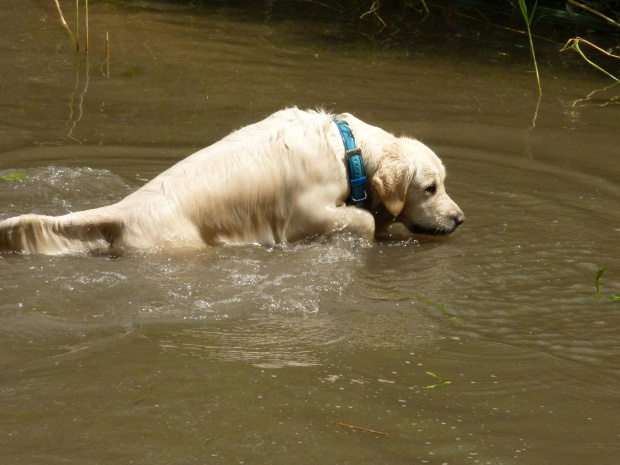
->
350;189;367;203
345;147;362;158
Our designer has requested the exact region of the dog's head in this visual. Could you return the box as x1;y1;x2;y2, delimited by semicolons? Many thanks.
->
371;137;465;235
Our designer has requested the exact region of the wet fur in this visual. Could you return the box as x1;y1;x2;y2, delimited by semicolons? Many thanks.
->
0;108;464;255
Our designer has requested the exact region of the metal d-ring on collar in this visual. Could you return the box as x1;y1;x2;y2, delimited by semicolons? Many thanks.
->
334;120;367;208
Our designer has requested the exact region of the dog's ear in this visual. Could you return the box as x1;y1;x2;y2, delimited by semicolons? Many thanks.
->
372;147;414;217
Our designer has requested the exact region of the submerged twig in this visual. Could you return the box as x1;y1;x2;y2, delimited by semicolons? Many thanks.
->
333;422;388;436
104;31;110;78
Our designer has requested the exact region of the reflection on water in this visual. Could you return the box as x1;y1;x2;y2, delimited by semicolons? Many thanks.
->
569;82;620;108
66;57;91;143
1;1;620;464
161;320;329;368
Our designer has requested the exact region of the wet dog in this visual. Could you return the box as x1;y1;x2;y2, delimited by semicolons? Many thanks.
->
0;108;464;254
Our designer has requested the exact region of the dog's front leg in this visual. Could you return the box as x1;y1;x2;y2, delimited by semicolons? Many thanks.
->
324;206;375;241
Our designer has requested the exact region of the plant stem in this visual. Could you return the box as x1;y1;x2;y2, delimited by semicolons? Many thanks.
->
105;31;110;78
527;22;542;94
518;0;542;94
561;38;620;81
419;0;429;14
53;0;76;46
567;0;620;28
85;0;89;54
595;264;607;294
76;0;79;52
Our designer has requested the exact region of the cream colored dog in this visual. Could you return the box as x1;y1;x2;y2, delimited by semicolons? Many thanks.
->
0;108;464;255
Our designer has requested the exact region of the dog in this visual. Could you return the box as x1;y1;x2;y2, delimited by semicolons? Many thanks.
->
0;108;465;255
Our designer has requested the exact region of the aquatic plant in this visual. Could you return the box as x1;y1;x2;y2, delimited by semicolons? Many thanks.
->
53;0;75;46
567;0;620;28
518;0;542;94
561;37;620;81
86;0;90;54
596;263;607;293
423;371;451;389
51;0;90;54
104;31;110;78
595;264;620;301
1;174;29;181
353;0;619;84
415;296;458;319
76;0;79;52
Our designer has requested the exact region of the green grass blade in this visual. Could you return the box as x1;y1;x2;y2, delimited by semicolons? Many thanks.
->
529;0;538;23
517;0;542;94
517;0;528;21
1;173;29;181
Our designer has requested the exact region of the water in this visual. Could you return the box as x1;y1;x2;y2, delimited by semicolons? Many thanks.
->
1;1;620;464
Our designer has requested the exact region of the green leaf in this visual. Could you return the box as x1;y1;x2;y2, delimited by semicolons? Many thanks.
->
423;372;452;389
610;295;620;301
596;264;607;294
529;0;538;23
1;173;29;181
517;0;529;23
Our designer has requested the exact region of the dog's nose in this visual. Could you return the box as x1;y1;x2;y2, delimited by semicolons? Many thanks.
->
453;212;466;226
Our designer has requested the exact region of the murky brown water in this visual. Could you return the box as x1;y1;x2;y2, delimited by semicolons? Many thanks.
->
2;1;620;464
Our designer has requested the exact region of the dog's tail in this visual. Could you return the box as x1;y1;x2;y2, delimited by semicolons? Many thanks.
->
0;209;122;255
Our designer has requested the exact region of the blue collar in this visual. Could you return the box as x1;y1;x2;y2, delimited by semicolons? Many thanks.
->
334;120;367;208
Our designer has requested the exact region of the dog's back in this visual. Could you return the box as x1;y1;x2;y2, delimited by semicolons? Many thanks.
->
0;108;338;254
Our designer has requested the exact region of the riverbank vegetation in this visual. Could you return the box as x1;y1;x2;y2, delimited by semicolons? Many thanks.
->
170;0;620;84
54;0;620;89
350;0;619;90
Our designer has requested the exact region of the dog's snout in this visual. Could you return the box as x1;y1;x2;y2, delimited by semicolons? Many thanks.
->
454;212;466;227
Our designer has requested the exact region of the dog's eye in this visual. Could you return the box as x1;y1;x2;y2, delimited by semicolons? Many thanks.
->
425;184;437;195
